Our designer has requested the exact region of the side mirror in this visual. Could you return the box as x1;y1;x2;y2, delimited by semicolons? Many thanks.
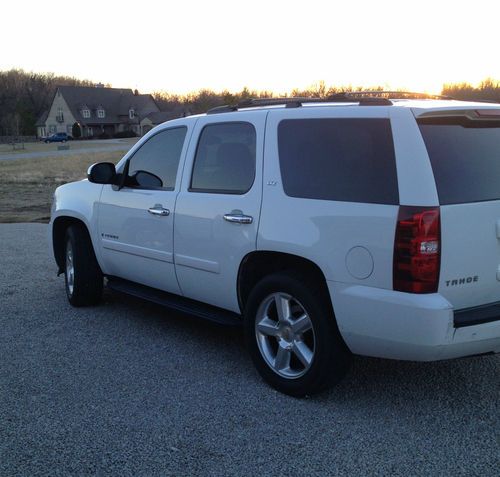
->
87;162;117;184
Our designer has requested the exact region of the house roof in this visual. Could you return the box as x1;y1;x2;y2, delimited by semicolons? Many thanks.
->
55;86;159;125
144;108;190;125
35;110;49;127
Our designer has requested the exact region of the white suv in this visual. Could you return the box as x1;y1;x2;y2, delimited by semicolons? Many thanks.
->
50;93;500;396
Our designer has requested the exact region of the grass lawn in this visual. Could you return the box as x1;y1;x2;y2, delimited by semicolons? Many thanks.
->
0;151;124;223
0;138;137;155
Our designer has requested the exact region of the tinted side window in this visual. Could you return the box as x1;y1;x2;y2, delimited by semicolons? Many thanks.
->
418;119;500;204
129;127;187;189
190;122;256;194
278;119;399;204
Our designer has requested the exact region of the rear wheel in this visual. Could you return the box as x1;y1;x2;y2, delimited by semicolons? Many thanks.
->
64;224;103;306
244;272;351;396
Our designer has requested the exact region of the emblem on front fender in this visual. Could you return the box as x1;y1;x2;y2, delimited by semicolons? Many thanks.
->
101;233;119;240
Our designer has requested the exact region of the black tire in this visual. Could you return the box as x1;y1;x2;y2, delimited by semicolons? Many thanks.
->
244;272;351;397
64;224;103;307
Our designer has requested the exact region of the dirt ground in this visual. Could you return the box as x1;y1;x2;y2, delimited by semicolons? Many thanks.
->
0;151;123;223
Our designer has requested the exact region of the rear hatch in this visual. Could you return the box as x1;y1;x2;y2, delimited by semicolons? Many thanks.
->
417;107;500;310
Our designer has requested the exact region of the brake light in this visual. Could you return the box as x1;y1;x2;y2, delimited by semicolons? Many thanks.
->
476;109;500;118
393;206;440;293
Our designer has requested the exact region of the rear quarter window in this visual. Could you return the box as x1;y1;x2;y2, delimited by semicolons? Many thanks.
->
278;118;399;204
418;118;500;204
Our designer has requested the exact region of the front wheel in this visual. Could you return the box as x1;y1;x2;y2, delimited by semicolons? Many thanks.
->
64;224;103;306
244;272;351;396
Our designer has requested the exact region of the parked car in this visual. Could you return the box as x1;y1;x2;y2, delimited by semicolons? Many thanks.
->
45;132;71;143
49;93;500;396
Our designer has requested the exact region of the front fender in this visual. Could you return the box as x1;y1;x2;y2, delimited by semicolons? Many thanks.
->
50;180;105;271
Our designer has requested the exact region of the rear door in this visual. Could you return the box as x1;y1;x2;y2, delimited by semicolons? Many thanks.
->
173;112;267;312
417;108;500;309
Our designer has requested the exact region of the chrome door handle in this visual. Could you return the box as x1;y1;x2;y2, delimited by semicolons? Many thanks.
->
148;205;170;216
223;213;253;224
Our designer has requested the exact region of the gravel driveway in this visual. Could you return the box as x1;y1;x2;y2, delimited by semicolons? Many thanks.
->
1;223;498;476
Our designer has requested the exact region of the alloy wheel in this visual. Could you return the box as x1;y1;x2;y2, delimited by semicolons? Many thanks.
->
65;240;74;296
255;292;316;379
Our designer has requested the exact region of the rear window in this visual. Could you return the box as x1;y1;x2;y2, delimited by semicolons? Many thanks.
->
419;118;500;204
278;118;399;204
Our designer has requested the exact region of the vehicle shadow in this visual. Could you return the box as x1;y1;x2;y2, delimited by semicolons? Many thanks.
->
102;288;499;407
101;287;246;348
318;352;499;411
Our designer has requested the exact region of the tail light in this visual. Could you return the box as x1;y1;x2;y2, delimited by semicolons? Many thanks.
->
393;206;440;293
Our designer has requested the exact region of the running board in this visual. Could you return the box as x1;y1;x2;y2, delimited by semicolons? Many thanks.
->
106;277;242;326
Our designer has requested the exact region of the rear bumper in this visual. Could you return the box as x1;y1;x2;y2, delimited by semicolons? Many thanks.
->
328;282;500;361
454;301;500;327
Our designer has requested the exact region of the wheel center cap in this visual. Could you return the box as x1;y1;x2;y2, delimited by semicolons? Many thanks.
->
282;326;293;342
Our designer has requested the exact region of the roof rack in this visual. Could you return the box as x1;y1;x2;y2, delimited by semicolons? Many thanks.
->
207;97;311;114
206;91;452;114
345;91;453;100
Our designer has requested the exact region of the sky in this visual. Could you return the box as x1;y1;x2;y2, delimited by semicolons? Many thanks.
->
2;0;499;95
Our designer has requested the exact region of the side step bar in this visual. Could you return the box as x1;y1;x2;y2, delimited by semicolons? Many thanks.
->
106;277;242;327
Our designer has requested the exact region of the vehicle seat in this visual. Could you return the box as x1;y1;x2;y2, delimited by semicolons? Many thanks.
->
215;142;254;191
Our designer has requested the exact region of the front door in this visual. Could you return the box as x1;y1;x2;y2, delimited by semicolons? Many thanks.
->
97;124;191;294
174;112;267;312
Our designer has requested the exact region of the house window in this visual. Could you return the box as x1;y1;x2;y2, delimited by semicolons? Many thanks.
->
129;109;135;120
82;107;91;118
49;125;57;134
97;108;105;118
56;107;64;122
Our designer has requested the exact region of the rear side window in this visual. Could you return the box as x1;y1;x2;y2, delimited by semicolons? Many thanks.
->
190;122;256;194
278;119;398;204
418;118;500;204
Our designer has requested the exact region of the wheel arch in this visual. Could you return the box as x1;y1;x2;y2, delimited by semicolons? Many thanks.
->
237;251;332;313
52;216;93;274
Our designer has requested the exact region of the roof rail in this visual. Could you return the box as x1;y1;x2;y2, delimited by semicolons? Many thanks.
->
345;91;454;100
207;95;391;114
207;97;308;114
206;91;451;114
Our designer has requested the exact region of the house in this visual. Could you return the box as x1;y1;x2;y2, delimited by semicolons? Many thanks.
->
140;108;190;135
36;85;160;139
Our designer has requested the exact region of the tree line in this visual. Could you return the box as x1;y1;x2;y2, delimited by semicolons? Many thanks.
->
1;69;500;136
152;82;380;115
442;78;500;102
0;69;97;136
